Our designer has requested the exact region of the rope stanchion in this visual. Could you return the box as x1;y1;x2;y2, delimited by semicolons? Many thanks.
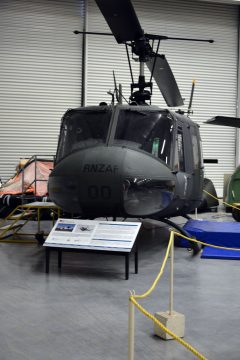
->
128;290;135;360
129;231;208;359
128;225;240;359
169;234;174;315
130;296;207;360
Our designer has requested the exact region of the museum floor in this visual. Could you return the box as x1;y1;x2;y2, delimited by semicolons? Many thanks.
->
0;210;239;360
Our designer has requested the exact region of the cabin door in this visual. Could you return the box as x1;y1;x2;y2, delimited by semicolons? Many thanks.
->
189;124;204;202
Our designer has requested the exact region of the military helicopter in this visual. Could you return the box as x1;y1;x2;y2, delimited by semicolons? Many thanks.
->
206;116;240;221
48;0;213;252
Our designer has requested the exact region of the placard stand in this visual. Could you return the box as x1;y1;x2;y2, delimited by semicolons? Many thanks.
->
43;219;141;279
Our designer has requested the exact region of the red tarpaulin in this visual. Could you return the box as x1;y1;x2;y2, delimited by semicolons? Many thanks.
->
0;160;53;197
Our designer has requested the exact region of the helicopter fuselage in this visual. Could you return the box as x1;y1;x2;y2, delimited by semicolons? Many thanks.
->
48;104;204;219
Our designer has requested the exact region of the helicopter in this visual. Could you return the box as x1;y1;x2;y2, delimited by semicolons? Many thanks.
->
48;0;214;252
206;116;240;221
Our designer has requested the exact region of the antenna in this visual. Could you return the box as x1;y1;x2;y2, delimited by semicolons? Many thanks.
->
107;90;114;104
118;84;122;104
113;71;120;102
187;80;196;116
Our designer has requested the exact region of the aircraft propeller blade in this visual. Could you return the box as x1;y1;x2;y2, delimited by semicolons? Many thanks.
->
95;0;144;43
146;54;184;107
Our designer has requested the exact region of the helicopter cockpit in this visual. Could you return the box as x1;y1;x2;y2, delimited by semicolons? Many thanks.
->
56;105;174;170
56;107;112;163
114;108;173;166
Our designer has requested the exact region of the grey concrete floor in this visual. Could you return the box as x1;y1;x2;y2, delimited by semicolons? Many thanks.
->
0;211;240;360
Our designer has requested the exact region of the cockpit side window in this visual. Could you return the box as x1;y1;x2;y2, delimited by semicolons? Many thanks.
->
176;128;185;172
114;110;174;167
190;125;201;169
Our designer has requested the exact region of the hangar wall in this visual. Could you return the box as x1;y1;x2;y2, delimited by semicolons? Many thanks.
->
0;0;238;198
0;0;84;182
86;0;239;196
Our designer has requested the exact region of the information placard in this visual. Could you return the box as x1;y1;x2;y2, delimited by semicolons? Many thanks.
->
44;219;141;252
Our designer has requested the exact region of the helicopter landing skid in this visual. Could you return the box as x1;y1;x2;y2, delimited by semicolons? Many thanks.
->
161;218;201;255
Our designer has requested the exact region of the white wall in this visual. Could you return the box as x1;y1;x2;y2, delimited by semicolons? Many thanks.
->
0;0;84;181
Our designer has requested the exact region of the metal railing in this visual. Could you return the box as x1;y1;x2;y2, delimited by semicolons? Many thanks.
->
18;155;55;202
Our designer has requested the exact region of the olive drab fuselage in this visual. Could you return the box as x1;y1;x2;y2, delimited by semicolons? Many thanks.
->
48;104;204;219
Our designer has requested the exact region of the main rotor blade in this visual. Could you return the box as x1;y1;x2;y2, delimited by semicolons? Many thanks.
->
206;116;240;128
146;55;184;107
95;0;144;43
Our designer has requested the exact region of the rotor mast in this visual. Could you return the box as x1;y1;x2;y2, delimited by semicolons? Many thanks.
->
75;0;214;107
129;37;153;104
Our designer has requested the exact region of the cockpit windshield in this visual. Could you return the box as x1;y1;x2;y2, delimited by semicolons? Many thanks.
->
56;108;112;163
114;109;174;166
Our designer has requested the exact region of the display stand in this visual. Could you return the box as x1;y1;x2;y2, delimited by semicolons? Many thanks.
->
43;219;141;279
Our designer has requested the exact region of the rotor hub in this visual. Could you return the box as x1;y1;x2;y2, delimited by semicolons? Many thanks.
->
132;37;152;62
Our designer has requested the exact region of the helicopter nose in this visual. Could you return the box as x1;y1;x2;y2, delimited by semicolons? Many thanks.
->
48;146;124;215
48;146;175;217
121;147;175;216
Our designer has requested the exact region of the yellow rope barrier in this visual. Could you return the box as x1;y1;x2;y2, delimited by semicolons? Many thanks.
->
130;230;209;359
129;221;240;360
203;189;240;211
130;296;207;360
174;231;240;251
134;232;174;300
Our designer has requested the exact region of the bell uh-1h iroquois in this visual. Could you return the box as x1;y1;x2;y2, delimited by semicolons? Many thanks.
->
48;0;214;253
